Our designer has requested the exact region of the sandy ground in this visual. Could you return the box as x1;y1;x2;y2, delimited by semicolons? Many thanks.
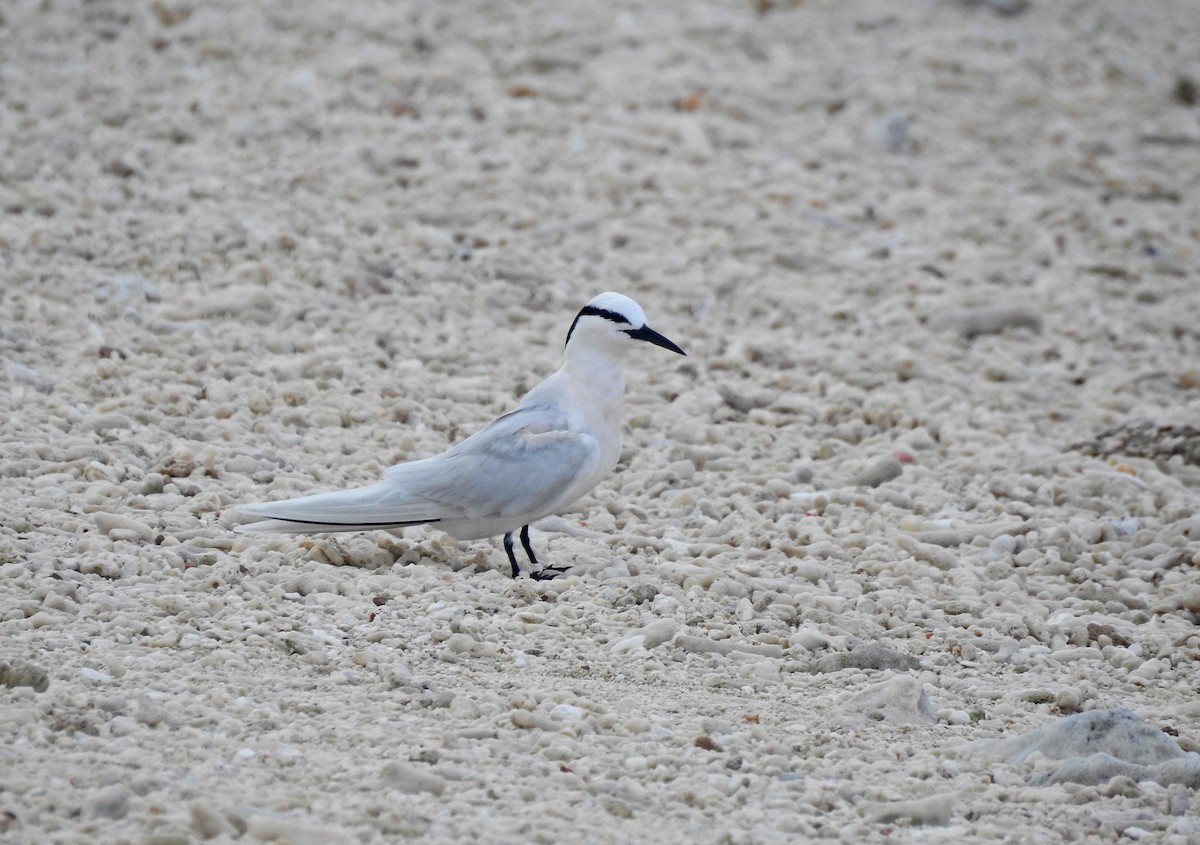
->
2;0;1200;842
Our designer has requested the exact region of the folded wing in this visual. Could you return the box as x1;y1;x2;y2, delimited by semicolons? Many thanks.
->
236;403;600;534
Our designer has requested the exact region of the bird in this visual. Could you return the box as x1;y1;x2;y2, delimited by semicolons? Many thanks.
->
234;292;686;579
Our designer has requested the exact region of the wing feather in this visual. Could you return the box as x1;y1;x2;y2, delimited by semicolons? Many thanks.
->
392;403;599;519
236;403;599;533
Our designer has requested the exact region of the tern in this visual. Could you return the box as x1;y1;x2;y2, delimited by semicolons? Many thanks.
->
235;292;685;579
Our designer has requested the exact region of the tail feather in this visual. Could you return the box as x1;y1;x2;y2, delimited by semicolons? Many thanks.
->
233;480;450;533
235;516;432;534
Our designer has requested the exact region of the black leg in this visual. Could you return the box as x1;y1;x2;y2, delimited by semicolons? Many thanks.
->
521;524;569;581
518;524;539;566
503;531;521;579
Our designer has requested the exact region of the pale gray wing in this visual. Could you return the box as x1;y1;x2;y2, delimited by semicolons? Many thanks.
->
236;403;598;532
392;402;601;521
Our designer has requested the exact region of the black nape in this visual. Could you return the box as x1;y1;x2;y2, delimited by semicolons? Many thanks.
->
564;305;633;346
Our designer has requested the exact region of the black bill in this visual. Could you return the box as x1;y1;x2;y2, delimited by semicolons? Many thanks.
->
625;325;686;356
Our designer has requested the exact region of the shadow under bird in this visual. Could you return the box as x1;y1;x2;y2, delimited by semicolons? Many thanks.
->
234;292;686;579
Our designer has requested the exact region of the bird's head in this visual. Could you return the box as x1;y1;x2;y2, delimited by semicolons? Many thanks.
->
564;292;686;358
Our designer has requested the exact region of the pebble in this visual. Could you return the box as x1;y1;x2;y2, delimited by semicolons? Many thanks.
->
974;708;1184;767
109;716;139;737
550;703;585;723
931;303;1043;339
853;456;903;488
511;710;564;732
672;115;714;161
1032;754;1200;789
177;633;205;649
896;536;959;570
624;717;652;735
675;635;784;659
937;708;973;726
1054;689;1083;714
639;619;678;649
860;792;955;825
967;708;1198;788
81;785;130;820
840;676;938;725
93;512;155;542
610;634;646;654
82;413;135;434
791;627;830;651
865;111;912;153
912;529;977;548
0;661;49;692
676;635;735;656
189;801;233;838
242;814;345;845
141;471;168;495
443;633;479;654
381;762;446;795
1167;783;1191;816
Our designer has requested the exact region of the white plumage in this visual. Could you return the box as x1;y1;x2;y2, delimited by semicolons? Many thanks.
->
235;292;685;578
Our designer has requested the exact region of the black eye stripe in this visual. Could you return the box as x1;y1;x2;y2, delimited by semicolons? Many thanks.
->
565;305;632;346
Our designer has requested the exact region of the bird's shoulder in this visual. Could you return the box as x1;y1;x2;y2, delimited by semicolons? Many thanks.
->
382;400;584;481
459;401;585;455
380;401;600;519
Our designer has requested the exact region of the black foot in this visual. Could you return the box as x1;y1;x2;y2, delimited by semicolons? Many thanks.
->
530;565;570;581
503;525;569;579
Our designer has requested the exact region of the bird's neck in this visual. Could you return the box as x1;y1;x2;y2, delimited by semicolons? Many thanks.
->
561;344;627;416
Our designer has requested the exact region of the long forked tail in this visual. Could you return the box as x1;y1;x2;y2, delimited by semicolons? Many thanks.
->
235;516;432;534
233;482;443;534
